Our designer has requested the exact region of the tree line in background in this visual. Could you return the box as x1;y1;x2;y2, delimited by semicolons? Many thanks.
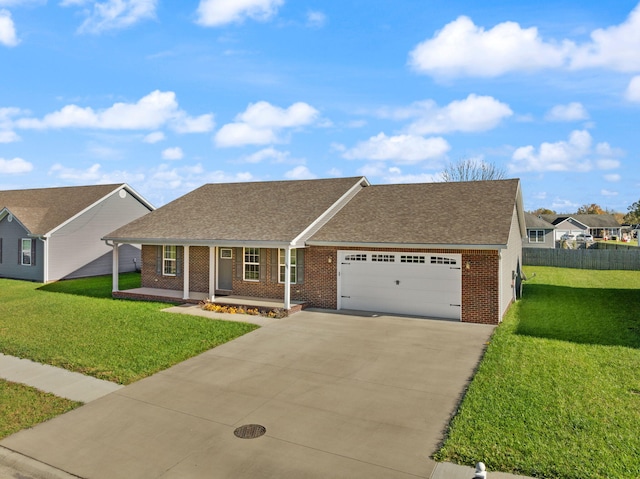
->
440;159;639;225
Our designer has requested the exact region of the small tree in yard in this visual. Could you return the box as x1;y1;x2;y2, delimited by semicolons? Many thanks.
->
439;158;506;182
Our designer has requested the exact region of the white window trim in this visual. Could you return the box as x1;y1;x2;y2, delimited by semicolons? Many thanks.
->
529;230;545;243
279;248;297;284
244;247;260;282
21;238;32;266
163;245;177;276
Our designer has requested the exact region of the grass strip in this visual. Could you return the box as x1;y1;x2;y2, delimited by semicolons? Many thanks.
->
0;379;80;440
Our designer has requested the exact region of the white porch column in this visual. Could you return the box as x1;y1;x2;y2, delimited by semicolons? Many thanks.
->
112;243;119;292
183;245;190;300
209;246;216;301
284;247;291;310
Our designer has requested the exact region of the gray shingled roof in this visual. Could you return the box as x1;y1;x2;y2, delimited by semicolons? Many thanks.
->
525;213;555;229
541;214;621;228
105;177;365;243
0;184;124;235
309;179;522;246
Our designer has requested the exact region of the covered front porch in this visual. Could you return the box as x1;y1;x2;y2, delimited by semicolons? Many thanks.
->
112;287;308;314
110;242;302;311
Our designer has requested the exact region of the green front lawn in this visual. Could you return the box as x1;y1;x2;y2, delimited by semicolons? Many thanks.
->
435;267;640;479
0;380;81;439
0;274;258;384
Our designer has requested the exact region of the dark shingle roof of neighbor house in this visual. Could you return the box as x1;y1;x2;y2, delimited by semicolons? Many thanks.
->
105;177;367;243
541;214;621;228
0;184;125;235
309;179;522;246
524;213;555;229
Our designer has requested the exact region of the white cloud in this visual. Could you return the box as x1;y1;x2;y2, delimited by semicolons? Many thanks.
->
384;94;512;135
215;101;319;147
625;75;640;102
196;0;283;27
0;9;19;47
409;15;570;78
604;173;621;182
15;90;214;133
409;4;640;78
161;147;183;160
75;0;158;34
545;102;589;122
343;132;450;164
510;130;621;173
285;165;316;180
306;10;326;28
0;130;19;142
601;189;618;196
570;4;640;71
240;147;290;163
0;157;32;173
143;131;165;143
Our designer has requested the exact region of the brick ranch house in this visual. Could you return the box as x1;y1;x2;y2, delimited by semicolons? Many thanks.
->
103;177;526;325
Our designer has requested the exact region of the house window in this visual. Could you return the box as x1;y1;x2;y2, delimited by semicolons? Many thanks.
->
163;245;177;276
279;249;297;283
244;247;260;281
344;253;367;261
21;238;32;266
529;230;545;243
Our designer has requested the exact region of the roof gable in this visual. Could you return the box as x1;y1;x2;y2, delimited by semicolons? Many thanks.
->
309;179;522;246
0;184;128;235
525;213;555;229
105;177;367;244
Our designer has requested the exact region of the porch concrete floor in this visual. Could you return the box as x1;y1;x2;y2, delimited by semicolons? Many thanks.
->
117;287;305;311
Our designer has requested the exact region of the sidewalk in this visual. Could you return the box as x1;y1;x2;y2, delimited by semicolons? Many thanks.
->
0;353;122;403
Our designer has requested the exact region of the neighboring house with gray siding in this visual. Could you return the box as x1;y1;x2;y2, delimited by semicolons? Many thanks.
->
104;177;525;325
540;214;622;240
0;184;153;282
524;213;555;248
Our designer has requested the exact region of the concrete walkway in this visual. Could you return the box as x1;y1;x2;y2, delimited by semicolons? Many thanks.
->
0;353;123;403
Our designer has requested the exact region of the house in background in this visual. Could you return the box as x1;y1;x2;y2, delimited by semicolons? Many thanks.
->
524;213;555;248
0;184;154;283
104;177;526;325
540;214;622;241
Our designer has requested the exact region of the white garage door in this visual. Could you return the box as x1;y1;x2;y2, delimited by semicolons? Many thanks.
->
338;251;462;320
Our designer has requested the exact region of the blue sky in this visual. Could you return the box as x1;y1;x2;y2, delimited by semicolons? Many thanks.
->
1;0;639;212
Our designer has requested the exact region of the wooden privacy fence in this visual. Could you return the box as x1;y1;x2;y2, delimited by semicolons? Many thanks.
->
523;247;640;270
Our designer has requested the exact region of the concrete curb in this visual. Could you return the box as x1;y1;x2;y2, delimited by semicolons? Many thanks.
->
431;462;535;479
0;447;81;479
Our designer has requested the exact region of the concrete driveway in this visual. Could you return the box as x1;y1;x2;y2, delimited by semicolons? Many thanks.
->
1;310;494;479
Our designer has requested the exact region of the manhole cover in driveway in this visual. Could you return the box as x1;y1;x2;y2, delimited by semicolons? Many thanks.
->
234;424;266;439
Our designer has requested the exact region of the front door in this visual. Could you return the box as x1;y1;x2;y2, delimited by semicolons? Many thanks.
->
218;248;233;291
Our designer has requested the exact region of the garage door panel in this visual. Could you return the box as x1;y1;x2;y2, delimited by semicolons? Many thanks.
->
338;251;462;320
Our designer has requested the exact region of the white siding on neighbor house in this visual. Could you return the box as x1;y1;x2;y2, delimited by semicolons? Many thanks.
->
500;205;524;320
63;244;141;279
0;215;45;282
47;189;151;282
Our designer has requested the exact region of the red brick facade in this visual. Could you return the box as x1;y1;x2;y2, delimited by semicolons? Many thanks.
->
140;244;504;324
